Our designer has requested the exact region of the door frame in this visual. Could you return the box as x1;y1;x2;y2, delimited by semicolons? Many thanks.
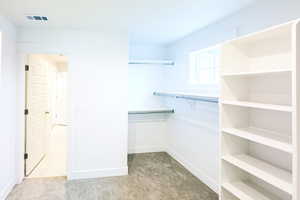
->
17;52;71;182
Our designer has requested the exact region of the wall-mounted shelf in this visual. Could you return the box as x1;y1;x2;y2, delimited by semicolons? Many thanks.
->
128;60;175;65
128;108;175;115
222;181;281;200
222;127;293;153
221;100;292;112
222;154;293;194
153;91;219;103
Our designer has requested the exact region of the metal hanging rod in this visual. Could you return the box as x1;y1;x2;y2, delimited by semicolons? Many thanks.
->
128;60;175;65
128;108;175;114
153;92;219;103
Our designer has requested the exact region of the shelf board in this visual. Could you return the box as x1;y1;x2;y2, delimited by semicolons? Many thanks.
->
227;21;292;47
221;69;292;77
222;127;293;153
222;154;293;194
223;181;281;200
128;108;174;114
221;100;292;112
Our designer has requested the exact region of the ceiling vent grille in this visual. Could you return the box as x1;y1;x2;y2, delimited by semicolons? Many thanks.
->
26;16;48;21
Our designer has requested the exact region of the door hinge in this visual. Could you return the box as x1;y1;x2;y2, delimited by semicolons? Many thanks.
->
25;65;29;71
24;153;28;160
24;109;29;115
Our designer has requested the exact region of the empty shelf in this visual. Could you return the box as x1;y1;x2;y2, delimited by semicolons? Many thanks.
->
221;100;292;112
221;69;291;77
222;154;292;194
223;181;281;200
222;127;293;153
128;108;174;114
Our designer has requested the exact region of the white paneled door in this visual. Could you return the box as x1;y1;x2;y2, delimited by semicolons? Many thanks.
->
25;55;49;176
55;72;67;125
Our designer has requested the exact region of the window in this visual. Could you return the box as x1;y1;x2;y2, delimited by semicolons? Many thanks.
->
189;45;220;85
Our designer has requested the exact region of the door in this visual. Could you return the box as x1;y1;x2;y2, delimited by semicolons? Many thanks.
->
25;55;49;176
56;72;67;125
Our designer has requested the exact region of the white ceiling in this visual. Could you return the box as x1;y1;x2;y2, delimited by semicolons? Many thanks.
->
0;0;254;45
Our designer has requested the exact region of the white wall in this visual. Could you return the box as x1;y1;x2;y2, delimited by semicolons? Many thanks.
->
164;0;300;193
128;115;167;154
128;44;168;110
129;44;168;61
0;16;17;200
16;28;129;180
128;63;166;110
128;44;169;153
128;62;168;153
165;99;219;191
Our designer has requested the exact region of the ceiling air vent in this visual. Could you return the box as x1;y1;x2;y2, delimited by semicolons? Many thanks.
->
26;15;48;21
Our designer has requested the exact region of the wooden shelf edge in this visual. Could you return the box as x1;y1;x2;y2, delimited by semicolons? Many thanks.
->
222;181;281;200
220;100;292;112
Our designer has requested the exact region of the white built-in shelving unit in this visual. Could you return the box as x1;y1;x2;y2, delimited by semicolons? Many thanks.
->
220;20;300;200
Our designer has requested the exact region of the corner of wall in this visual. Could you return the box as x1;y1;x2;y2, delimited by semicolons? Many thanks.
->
166;147;219;193
0;15;18;200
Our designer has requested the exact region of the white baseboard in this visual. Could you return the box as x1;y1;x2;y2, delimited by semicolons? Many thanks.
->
128;146;165;154
0;179;16;200
69;166;128;180
166;148;219;193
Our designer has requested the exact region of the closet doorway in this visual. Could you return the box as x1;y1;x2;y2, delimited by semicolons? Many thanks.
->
24;54;68;178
